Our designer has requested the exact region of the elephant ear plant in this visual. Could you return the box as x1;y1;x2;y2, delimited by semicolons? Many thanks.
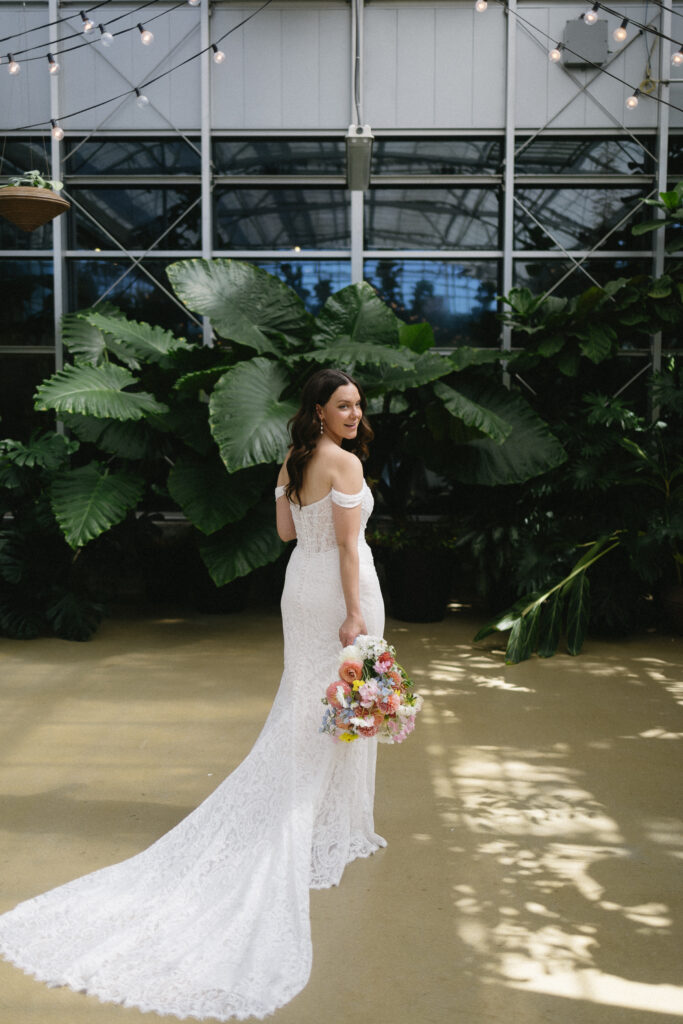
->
9;259;569;640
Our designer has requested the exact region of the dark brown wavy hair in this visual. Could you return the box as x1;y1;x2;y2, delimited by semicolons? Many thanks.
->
285;368;373;505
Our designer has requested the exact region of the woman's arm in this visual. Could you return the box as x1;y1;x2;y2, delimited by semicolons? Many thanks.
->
331;454;366;647
276;455;296;542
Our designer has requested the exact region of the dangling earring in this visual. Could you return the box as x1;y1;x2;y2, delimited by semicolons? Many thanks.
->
319;418;324;435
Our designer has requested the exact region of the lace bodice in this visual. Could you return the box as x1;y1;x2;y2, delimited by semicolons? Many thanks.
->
275;481;374;555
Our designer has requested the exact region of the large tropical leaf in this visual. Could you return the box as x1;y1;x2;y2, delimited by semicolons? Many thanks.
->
167;459;267;535
446;381;567;486
45;590;103;642
398;321;434;353
50;463;145;548
433;381;512;444
167;259;312;353
301;340;415;371
0;432;77;470
358;351;453;396
312;282;399;348
198;504;285;584
61;414;153;460
209;358;296;472
83;311;192;364
62;305;129;367
35;364;168;421
565;573;591;655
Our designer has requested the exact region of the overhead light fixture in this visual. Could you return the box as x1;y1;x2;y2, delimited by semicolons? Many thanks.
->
584;3;600;25
549;42;563;63
51;118;64;140
625;88;640;109
346;124;374;191
212;44;226;64
138;23;154;45
672;46;683;66
99;24;114;47
135;88;150;108
47;52;60;74
7;53;20;75
613;19;628;42
80;10;95;34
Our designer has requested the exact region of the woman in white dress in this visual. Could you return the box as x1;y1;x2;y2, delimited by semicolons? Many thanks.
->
0;367;386;1020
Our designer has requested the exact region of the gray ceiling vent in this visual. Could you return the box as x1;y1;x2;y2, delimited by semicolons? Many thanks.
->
563;19;609;68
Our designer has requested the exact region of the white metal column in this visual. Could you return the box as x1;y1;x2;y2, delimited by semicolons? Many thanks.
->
49;0;65;375
501;0;517;382
350;0;364;284
200;0;213;345
653;0;672;384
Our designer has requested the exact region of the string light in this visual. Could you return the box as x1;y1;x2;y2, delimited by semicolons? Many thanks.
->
549;42;562;62
47;52;60;74
51;118;64;140
138;23;154;45
584;3;600;25
211;43;225;64
7;53;20;74
475;0;488;10
613;18;628;42
188;0;201;6
134;87;150;108
98;24;114;47
79;10;95;34
625;88;640;109
673;45;683;66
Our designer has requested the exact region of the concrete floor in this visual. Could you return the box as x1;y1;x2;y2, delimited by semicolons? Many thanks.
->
0;607;682;1024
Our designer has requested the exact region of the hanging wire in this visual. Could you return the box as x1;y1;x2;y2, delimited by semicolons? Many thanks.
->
11;0;275;132
8;0;180;62
0;0;113;45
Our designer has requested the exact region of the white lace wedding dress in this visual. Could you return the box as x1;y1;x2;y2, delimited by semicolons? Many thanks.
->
0;482;386;1020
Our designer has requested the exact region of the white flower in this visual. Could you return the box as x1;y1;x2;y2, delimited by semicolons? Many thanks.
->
396;704;416;718
413;694;424;712
350;716;375;728
339;644;362;664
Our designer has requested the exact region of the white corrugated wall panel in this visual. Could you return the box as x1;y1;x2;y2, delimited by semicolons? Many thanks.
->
3;5;51;133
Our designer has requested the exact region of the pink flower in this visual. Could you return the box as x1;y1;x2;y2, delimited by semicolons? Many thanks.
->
358;680;380;707
339;660;363;684
378;692;401;715
375;652;394;673
326;681;352;708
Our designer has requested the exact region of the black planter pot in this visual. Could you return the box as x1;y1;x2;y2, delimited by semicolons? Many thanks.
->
383;546;453;623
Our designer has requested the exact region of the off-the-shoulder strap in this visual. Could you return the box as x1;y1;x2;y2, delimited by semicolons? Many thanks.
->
274;485;286;500
330;485;364;509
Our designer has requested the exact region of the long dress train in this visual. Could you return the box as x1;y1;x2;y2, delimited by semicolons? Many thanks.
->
0;482;385;1020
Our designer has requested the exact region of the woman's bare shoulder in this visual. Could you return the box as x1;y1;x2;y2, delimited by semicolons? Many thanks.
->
328;448;363;491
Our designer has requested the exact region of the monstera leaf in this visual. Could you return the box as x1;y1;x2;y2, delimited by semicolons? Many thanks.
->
83;311;192;364
167;459;268;535
34;364;167;421
167;259;313;353
209;358;297;472
62;306;130;367
198;504;285;585
312;282;399;348
50;462;145;548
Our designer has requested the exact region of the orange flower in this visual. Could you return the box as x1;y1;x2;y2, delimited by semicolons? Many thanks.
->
339;660;363;684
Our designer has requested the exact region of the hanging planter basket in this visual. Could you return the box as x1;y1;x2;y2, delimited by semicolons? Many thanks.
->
0;186;70;232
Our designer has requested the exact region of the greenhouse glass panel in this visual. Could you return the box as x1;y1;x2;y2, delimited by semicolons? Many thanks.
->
515;137;654;175
666;135;683;176
0;137;51;176
365;188;500;250
65;138;201;174
70;259;202;340
247;260;351;314
364;259;500;348
0;259;54;346
0;354;55;440
514;189;652;251
371;138;502;175
214;188;349;249
69;187;201;250
213;140;345;176
514;258;652;300
0;213;52;250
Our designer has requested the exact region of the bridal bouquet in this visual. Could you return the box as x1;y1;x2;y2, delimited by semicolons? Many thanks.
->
320;635;423;744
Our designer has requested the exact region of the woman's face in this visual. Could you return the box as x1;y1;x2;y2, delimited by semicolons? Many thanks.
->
318;383;362;444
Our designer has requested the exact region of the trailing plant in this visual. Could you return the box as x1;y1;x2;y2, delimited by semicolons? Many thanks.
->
2;169;64;191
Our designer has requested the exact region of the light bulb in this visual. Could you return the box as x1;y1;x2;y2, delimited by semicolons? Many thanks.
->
138;23;154;45
626;91;639;109
99;24;114;47
584;4;599;25
212;44;226;64
135;88;150;108
673;47;683;66
475;0;488;10
549;45;562;63
188;0;200;6
80;10;95;33
51;119;64;140
613;19;628;42
7;54;20;75
47;52;60;74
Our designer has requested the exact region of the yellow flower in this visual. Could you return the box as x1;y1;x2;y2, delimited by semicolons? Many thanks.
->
352;680;362;691
339;732;357;742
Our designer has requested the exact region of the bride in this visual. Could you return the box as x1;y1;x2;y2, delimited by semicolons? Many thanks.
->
0;367;386;1021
